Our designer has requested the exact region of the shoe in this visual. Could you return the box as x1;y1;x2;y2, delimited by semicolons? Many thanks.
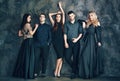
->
57;74;61;78
34;73;38;78
57;76;60;78
70;75;76;79
70;74;77;79
54;72;57;77
39;73;46;78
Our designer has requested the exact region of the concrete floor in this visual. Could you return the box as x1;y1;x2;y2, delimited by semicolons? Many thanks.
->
0;76;120;81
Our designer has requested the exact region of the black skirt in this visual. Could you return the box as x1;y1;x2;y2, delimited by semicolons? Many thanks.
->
13;38;34;79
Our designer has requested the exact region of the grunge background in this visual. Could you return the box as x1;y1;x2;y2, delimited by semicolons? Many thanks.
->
0;0;120;77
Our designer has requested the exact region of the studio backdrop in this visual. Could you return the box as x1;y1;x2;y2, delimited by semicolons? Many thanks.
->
0;0;120;77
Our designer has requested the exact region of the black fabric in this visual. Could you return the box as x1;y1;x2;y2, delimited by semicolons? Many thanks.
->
79;25;102;79
13;38;34;79
34;45;49;75
65;40;80;75
52;23;64;59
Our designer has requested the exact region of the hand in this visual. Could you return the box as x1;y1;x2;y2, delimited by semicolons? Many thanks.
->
18;30;23;37
57;11;62;14
58;1;62;7
65;42;69;48
35;24;38;27
98;42;101;46
72;38;78;43
35;24;38;29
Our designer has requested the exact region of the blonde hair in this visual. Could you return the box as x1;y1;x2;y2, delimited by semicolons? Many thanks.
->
86;11;99;27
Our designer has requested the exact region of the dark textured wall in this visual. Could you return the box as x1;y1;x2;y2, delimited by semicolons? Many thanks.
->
0;0;120;77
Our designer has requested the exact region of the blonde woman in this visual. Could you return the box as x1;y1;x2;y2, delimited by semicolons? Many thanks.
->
49;1;65;78
79;11;102;79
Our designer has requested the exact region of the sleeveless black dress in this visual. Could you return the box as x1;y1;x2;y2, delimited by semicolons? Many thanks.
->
52;23;64;59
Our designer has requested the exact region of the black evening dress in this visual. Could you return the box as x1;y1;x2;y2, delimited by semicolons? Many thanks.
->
13;29;35;79
79;24;102;79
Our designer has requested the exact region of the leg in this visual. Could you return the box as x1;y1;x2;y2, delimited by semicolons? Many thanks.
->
57;58;63;77
54;58;63;77
73;42;80;75
41;46;49;75
70;42;79;79
34;47;41;76
54;58;59;77
65;47;72;68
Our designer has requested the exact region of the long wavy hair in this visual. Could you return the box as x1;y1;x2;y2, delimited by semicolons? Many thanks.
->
53;14;64;32
20;13;31;30
86;11;99;27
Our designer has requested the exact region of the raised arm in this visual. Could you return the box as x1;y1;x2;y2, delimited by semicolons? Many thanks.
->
58;1;65;24
49;12;57;26
26;23;38;35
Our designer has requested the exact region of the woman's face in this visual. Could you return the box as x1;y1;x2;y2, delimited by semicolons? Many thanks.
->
88;13;97;21
56;14;61;22
27;15;31;22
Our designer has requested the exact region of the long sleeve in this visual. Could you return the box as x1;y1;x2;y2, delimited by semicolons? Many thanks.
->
48;25;52;45
81;28;88;42
96;26;102;43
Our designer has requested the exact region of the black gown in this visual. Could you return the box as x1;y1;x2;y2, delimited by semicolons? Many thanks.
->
13;31;34;79
52;23;64;59
79;24;102;79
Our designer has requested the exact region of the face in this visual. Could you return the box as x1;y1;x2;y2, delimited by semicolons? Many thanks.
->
56;14;61;22
88;13;97;21
68;13;75;21
39;14;46;22
27;15;31;22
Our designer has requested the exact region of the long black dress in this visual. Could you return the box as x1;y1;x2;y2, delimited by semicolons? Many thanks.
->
13;30;34;79
52;23;64;59
79;24;102;79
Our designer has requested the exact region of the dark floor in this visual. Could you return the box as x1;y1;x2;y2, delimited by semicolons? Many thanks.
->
0;76;120;81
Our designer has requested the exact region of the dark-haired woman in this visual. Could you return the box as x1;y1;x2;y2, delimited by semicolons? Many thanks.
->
13;14;38;79
49;1;65;78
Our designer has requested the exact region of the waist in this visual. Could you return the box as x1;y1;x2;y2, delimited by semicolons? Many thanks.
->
24;36;33;39
34;42;48;47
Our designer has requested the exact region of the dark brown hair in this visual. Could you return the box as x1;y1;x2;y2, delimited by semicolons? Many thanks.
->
53;14;64;32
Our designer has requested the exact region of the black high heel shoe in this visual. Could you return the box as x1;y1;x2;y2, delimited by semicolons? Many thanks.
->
54;73;57;77
57;74;61;78
57;76;60;78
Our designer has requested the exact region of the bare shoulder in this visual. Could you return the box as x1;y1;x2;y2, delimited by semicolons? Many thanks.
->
24;23;32;30
25;23;30;26
82;22;86;29
97;22;101;26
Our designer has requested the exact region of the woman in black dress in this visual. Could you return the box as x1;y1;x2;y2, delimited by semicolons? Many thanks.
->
49;1;65;78
79;11;102;79
13;14;38;79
